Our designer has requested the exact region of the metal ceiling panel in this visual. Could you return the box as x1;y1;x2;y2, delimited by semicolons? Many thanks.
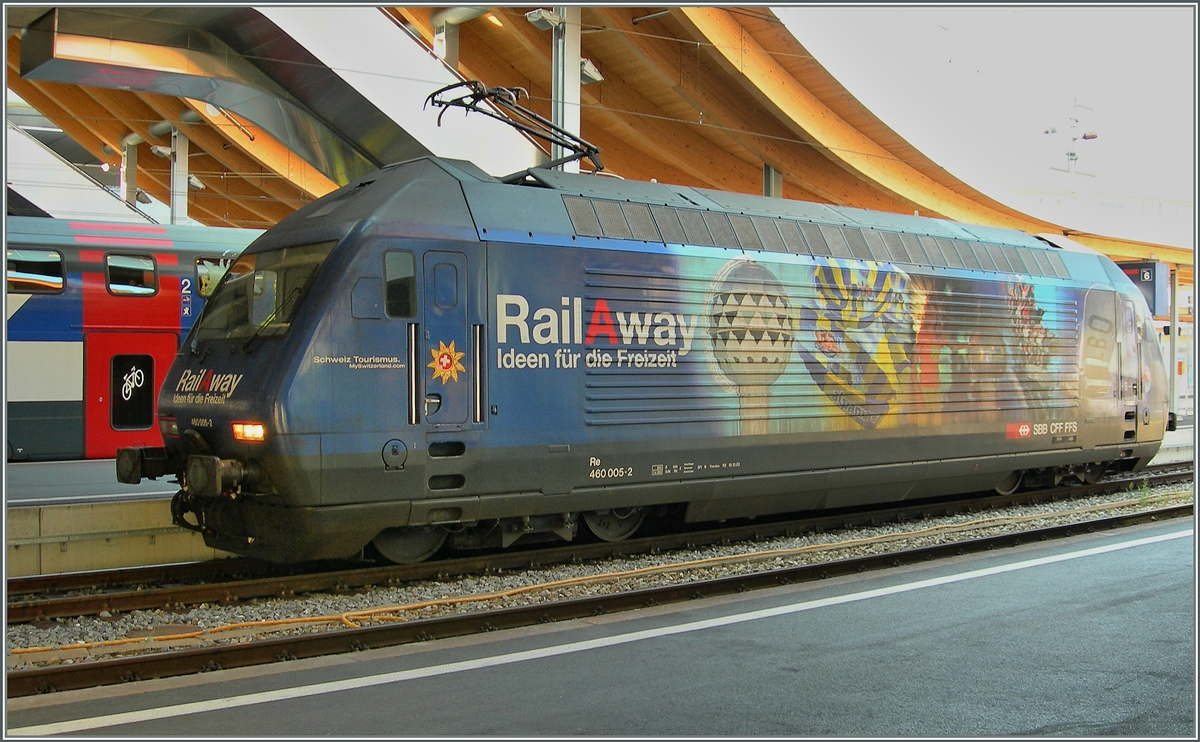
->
17;8;428;185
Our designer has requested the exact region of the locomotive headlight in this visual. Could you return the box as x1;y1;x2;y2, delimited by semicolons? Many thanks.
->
231;421;266;443
159;416;180;438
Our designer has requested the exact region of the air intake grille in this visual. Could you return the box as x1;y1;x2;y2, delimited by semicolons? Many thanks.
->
560;195;1071;277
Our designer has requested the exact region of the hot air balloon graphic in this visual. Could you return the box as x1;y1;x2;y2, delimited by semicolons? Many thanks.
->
706;260;794;435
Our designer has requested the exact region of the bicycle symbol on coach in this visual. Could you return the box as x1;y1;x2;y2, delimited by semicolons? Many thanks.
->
122;366;145;401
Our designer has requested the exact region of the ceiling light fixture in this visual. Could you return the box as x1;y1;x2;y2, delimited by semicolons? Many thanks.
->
580;58;604;84
525;8;562;30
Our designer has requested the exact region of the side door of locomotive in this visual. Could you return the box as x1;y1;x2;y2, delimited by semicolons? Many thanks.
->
413;243;487;501
1117;299;1143;442
419;246;486;429
422;251;468;425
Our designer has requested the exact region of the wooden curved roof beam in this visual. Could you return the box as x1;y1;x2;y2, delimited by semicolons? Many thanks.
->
176;99;338;202
387;7;760;194
134;92;321;211
77;86;289;227
7;25;335;228
588;7;917;211
676;7;1045;230
675;7;1191;272
487;11;761;191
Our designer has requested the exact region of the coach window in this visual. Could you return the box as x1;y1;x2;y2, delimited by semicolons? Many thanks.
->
111;355;154;430
107;254;157;296
385;251;416;318
6;249;64;293
195;257;233;297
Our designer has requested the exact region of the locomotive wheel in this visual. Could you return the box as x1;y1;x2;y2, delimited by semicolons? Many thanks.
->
373;526;447;564
583;507;646;542
994;471;1023;496
1080;462;1106;485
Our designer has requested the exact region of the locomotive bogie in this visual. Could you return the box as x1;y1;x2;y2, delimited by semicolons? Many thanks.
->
127;156;1168;564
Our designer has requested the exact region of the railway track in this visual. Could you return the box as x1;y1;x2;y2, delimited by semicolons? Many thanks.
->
8;464;1193;624
6;498;1192;698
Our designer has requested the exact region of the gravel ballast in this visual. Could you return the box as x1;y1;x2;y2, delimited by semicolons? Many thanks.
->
7;482;1193;668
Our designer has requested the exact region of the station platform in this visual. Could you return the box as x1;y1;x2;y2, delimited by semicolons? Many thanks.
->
7;519;1193;736
6;458;178;507
1150;424;1196;465
5;461;225;577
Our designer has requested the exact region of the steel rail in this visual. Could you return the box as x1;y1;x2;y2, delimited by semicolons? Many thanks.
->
8;465;1193;623
6;503;1191;698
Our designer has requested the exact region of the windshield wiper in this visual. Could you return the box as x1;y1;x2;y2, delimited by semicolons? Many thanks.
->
241;284;305;354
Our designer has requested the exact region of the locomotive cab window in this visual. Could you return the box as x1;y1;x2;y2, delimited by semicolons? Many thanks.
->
251;271;279;326
385;251;416;318
107;254;157;296
6;248;64;293
190;240;336;343
111;354;154;430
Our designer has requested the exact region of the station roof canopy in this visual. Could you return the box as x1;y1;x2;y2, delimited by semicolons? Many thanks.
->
5;6;1191;286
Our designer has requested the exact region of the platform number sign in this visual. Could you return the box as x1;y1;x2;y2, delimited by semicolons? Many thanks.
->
111;354;154;430
1117;260;1169;316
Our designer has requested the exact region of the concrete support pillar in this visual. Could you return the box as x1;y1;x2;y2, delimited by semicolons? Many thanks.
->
763;164;783;198
169;129;189;225
551;6;581;172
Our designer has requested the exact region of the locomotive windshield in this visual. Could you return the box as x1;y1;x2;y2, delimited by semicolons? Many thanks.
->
189;240;336;347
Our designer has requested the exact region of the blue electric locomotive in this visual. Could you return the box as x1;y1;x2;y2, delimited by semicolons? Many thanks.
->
116;87;1170;563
